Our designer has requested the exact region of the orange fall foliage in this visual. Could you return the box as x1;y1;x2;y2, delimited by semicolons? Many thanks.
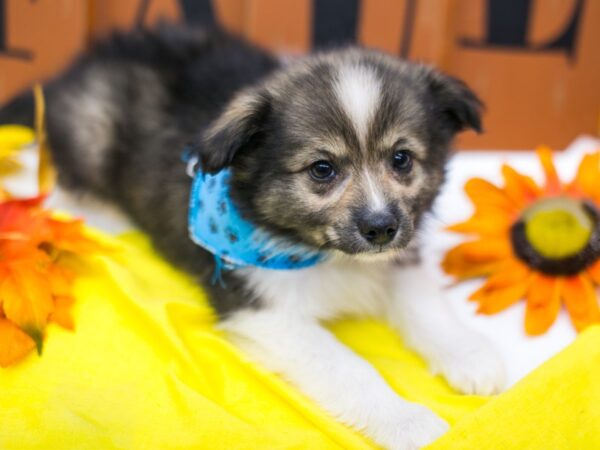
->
0;196;107;367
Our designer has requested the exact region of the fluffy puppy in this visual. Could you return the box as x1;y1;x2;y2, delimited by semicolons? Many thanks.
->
0;25;505;449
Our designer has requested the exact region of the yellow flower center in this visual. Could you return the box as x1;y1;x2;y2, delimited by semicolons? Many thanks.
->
523;197;593;259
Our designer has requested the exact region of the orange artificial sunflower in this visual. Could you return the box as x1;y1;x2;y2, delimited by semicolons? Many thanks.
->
442;146;600;335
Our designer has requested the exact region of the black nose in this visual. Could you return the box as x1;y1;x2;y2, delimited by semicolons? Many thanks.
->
358;212;399;246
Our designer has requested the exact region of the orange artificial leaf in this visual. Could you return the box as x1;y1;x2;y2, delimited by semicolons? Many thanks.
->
0;318;36;367
0;196;110;366
1;266;53;351
50;295;75;330
48;218;106;254
47;264;75;297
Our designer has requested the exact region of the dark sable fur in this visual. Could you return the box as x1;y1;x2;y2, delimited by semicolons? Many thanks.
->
0;25;482;317
1;26;278;316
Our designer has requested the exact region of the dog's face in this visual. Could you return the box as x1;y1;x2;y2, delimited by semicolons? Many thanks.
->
195;49;482;258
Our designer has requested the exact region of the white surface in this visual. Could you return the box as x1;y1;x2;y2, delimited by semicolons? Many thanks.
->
6;135;600;387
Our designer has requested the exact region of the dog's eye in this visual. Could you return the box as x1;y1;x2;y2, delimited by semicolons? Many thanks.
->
309;160;336;181
393;150;413;173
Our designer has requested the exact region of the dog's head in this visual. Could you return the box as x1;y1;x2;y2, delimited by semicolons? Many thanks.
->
193;49;482;259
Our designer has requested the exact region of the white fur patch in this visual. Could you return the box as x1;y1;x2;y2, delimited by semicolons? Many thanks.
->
240;259;390;320
362;169;386;211
334;65;381;149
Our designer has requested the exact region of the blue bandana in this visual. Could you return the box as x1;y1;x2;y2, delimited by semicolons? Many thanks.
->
187;156;325;277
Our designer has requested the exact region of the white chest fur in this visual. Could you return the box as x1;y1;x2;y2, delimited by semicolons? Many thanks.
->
241;258;393;320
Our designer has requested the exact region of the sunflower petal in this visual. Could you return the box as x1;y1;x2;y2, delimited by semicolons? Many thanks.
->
586;260;600;286
446;207;514;236
472;278;531;315
567;152;600;200
456;238;512;261
501;164;542;208
536;146;561;194
561;275;600;332
524;274;561;335
464;178;515;212
442;239;513;279
441;258;504;281
469;259;530;293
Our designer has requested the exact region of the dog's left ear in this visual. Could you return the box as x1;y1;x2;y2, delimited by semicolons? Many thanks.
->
191;87;271;173
426;70;483;134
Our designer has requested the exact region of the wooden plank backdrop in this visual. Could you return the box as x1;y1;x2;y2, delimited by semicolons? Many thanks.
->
0;0;598;149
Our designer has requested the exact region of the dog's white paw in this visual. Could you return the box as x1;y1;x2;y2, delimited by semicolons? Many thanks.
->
429;333;506;395
371;403;449;450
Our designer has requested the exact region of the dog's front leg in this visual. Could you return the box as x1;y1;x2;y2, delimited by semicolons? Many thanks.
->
221;308;448;450
387;265;506;395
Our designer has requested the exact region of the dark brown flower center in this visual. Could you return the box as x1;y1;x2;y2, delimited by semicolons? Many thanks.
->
511;198;600;275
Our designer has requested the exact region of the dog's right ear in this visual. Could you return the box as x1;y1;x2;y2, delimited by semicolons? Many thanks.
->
190;88;271;174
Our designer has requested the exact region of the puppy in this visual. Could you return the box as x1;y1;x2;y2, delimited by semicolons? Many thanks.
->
0;25;505;449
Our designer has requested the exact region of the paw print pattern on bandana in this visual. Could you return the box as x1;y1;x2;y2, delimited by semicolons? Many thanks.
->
209;217;218;234
225;227;239;243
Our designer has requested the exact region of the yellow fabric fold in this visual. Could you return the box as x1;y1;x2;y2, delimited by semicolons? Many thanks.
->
1;231;598;449
427;324;600;449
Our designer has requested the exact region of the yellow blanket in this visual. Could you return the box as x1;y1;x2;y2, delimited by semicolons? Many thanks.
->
1;232;599;449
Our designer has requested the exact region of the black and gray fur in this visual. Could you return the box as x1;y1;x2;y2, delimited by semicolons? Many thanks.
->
0;24;482;317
